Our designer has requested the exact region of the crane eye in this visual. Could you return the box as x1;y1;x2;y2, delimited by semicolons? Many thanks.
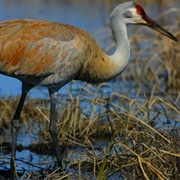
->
123;10;132;18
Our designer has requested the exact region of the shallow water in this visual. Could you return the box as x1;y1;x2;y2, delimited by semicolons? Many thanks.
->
0;0;179;178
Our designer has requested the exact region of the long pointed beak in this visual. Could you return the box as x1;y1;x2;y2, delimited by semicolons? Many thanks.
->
144;16;178;42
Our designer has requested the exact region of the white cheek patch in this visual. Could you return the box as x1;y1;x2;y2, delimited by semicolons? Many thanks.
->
129;8;145;23
129;8;137;16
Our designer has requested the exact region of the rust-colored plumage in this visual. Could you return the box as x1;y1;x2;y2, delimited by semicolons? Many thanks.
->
0;20;78;77
0;2;177;178
0;19;117;86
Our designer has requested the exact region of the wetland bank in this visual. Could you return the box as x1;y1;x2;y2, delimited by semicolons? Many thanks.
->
0;0;180;179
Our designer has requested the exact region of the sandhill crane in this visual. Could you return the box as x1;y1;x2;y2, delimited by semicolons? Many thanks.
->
0;1;177;178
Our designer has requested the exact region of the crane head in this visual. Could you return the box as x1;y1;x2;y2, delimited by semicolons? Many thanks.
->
110;2;178;42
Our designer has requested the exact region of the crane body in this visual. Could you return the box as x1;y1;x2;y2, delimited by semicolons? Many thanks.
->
0;20;126;86
0;1;177;178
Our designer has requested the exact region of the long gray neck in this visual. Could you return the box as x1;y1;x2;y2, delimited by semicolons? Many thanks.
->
109;16;130;72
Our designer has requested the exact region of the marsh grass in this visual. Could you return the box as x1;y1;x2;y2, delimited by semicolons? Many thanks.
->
1;84;179;179
39;85;180;179
0;6;180;180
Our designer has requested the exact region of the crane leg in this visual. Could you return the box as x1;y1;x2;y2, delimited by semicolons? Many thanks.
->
10;83;32;179
49;89;64;168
